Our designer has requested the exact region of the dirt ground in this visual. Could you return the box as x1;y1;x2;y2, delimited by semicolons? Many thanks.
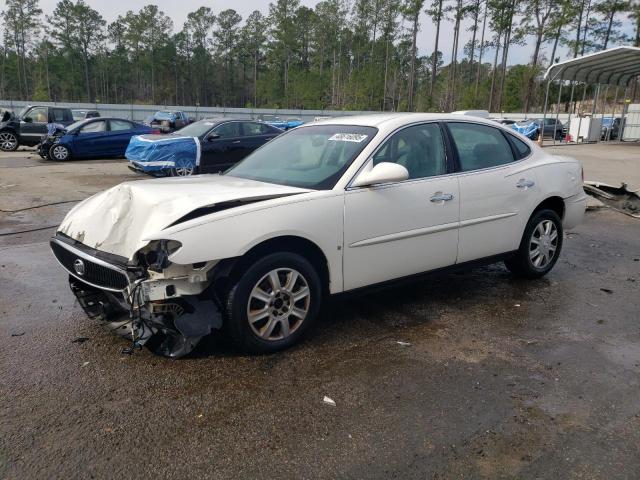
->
1;146;639;479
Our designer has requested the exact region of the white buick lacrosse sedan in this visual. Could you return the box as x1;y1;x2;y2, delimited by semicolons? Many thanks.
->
51;113;587;357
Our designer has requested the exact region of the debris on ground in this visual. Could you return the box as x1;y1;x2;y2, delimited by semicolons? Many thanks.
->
11;332;25;337
396;341;412;346
72;337;90;343
584;182;640;218
323;396;336;407
600;288;614;294
81;361;90;367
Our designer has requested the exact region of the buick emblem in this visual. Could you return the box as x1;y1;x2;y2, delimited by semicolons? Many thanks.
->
73;258;85;276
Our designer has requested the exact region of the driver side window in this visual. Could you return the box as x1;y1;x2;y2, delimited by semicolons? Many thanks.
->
213;122;240;138
27;107;48;123
372;123;447;180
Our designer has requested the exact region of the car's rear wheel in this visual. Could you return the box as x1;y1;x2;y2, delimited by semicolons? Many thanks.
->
223;252;322;353
505;209;563;278
49;144;71;161
0;131;19;151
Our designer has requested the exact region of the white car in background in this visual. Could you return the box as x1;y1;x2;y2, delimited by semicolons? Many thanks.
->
50;113;587;357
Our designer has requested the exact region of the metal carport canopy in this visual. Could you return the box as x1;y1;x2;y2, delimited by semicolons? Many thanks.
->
544;46;640;86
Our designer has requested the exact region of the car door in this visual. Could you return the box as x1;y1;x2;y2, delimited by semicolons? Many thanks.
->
108;119;136;156
240;122;279;154
71;120;110;157
200;121;244;173
343;122;460;291
20;106;49;144
445;121;540;263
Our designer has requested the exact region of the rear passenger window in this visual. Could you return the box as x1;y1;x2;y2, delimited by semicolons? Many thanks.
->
51;109;66;122
508;134;531;159
447;122;514;172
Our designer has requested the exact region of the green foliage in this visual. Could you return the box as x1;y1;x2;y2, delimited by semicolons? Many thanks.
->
0;0;635;110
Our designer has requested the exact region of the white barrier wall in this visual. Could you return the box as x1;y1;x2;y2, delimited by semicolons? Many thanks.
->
622;104;640;141
0;99;571;124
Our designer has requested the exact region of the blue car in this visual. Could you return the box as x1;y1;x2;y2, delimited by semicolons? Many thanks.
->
39;117;156;161
258;114;304;131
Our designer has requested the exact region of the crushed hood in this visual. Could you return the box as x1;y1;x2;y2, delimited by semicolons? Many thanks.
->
58;175;310;259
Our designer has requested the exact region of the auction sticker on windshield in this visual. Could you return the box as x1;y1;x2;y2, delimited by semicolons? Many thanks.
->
328;133;368;142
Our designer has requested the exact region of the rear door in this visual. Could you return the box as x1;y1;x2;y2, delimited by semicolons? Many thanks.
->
200;121;244;173
71;120;110;157
108;119;137;155
445;121;540;263
240;122;279;154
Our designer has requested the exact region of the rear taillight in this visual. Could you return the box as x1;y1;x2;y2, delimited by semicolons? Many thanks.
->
150;129;161;134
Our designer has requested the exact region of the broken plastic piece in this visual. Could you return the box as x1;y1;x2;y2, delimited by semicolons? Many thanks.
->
323;396;336;407
396;341;412;346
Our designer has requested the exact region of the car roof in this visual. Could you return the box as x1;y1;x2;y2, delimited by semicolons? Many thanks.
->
309;112;508;129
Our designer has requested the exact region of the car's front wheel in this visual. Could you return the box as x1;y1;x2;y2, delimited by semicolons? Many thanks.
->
169;157;197;176
49;144;71;161
223;252;322;353
0;131;19;151
505;209;563;278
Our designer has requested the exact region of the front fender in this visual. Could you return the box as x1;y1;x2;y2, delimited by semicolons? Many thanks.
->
148;193;346;293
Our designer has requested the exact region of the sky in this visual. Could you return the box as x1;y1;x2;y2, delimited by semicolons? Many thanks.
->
37;0;635;67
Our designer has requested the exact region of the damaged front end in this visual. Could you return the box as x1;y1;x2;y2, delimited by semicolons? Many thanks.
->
51;234;224;358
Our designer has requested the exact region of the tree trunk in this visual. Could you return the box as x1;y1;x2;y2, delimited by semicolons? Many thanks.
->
429;0;443;101
574;0;585;57
474;0;488;102
550;22;562;64
407;13;419;111
523;34;542;114
488;31;501;112
580;0;592;55
603;10;615;49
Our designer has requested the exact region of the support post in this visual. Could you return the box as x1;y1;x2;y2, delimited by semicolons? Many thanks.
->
606;86;619;142
598;85;609;143
566;80;576;143
553;80;563;145
540;80;552;147
576;84;588;143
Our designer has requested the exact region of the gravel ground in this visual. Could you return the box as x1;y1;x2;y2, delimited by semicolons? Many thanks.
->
1;148;639;479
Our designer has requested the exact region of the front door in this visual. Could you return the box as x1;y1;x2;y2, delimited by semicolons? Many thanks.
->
71;120;110;157
343;122;460;291
20;106;49;145
445;121;540;263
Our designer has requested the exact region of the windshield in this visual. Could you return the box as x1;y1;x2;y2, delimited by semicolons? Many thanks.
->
173;120;216;137
226;125;377;190
155;111;175;120
602;118;614;126
18;107;29;119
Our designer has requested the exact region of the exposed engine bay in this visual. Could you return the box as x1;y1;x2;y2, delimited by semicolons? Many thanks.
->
52;234;226;357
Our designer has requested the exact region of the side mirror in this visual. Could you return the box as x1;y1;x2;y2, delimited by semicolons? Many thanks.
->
23;116;33;123
207;133;220;141
351;162;409;188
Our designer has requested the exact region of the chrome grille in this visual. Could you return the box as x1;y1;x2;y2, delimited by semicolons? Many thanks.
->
50;239;129;291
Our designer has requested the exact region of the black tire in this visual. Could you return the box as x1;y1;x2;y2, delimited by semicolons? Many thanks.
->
0;131;19;151
48;144;71;161
504;209;563;278
223;252;322;354
505;209;563;278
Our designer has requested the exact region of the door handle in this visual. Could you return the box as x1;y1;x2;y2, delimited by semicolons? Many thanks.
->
430;192;454;202
232;140;241;144
516;179;535;189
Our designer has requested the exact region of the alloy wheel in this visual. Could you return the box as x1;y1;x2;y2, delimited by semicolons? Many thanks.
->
529;219;558;268
0;132;17;151
246;268;311;341
51;145;69;160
